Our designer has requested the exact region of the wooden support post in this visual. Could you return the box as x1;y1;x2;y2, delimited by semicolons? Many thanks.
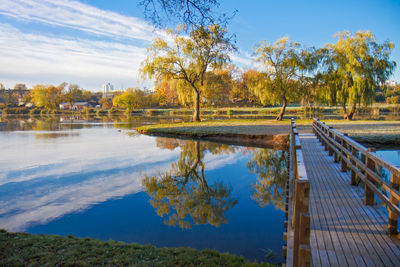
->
334;136;339;163
341;134;348;172
328;130;333;156
299;244;311;267
364;148;376;206
388;173;399;234
350;146;357;185
292;180;310;267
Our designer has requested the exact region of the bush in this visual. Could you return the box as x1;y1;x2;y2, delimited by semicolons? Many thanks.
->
29;108;42;115
108;107;120;116
96;109;108;116
215;109;227;115
2;107;30;114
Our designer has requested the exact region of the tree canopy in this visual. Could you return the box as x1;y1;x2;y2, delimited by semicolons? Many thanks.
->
317;31;396;120
252;37;316;120
141;24;235;121
112;88;145;112
30;83;66;110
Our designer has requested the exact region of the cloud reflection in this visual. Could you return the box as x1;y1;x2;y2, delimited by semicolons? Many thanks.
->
0;127;246;231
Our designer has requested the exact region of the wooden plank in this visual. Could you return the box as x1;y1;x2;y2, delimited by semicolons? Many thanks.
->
304;132;398;262
299;132;400;266
313;149;394;266
303;137;368;266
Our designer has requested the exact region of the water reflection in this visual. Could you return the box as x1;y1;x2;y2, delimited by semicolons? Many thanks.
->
143;140;238;229
144;138;288;229
0;122;290;263
248;149;288;210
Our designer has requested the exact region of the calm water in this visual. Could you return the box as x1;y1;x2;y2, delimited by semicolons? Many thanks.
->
0;117;287;264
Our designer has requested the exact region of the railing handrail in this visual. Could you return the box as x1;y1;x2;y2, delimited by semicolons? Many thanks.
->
284;118;311;267
312;118;400;235
314;119;400;174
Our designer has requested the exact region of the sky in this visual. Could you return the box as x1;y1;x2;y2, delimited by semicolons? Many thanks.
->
0;0;399;91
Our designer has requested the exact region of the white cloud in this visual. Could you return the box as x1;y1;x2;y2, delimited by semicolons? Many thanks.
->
0;0;253;90
0;23;149;90
0;0;155;41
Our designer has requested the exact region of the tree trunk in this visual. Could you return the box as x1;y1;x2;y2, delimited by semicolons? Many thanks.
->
343;103;356;120
342;104;350;120
348;103;357;120
193;90;201;122
276;97;287;121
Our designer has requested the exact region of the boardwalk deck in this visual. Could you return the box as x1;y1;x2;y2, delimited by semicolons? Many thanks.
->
299;132;400;267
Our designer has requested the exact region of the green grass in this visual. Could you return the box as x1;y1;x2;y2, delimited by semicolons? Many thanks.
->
136;119;292;138
136;118;400;147
0;230;273;267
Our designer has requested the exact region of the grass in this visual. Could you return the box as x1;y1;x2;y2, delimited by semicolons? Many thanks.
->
0;230;273;267
136;119;291;137
136;118;400;147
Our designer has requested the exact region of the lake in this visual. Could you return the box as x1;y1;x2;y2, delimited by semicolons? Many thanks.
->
0;117;287;264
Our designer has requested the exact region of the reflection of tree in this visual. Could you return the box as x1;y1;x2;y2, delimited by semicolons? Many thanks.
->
247;149;288;211
142;140;238;229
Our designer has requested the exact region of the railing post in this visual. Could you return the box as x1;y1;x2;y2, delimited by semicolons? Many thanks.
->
341;133;348;172
328;128;333;156
292;179;310;267
350;146;357;185
364;148;376;206
388;173;399;234
334;135;340;163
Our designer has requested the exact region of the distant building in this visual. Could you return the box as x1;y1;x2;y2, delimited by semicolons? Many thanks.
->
102;82;114;98
59;102;88;110
385;80;398;86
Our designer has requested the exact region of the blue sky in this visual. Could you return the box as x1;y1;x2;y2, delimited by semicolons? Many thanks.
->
0;0;399;91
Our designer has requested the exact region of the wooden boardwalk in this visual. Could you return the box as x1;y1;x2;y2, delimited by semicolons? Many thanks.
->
300;132;400;267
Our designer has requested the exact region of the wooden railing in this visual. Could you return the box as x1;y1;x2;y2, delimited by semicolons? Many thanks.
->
284;118;311;267
313;118;400;235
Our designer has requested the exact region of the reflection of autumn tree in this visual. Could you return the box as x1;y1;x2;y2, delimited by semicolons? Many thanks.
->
247;149;288;211
142;140;238;229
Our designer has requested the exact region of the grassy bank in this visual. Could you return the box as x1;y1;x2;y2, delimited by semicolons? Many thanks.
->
0;230;272;267
136;119;291;149
136;119;400;147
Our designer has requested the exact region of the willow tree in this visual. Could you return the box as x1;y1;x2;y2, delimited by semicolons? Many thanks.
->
252;37;315;120
141;24;235;121
318;31;395;120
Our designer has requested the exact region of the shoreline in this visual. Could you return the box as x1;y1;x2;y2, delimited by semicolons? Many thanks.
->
137;119;400;148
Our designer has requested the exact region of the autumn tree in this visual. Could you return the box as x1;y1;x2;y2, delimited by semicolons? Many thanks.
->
252;37;315;120
63;84;83;106
154;75;180;107
30;83;65;110
202;66;234;106
230;69;263;106
142;140;238;229
141;24;235;121
384;84;400;104
317;31;396;120
112;88;145;112
98;97;112;109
